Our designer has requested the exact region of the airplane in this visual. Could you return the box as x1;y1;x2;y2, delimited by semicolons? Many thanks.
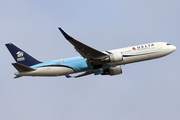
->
5;28;176;78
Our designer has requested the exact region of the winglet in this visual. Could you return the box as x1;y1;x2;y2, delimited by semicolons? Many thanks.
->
65;74;75;78
58;28;73;40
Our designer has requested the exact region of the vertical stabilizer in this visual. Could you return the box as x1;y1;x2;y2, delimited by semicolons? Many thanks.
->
5;43;42;66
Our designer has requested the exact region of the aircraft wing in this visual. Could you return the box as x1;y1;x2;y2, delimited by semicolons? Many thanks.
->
59;28;108;65
65;71;94;78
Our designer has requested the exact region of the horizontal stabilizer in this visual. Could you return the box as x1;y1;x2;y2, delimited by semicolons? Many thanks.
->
12;63;35;72
14;75;22;79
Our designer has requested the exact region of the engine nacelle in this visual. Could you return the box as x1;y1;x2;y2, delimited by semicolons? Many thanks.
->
109;66;122;76
110;53;123;62
103;53;123;62
102;66;122;76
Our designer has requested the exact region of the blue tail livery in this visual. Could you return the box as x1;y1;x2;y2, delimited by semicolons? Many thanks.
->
5;43;42;66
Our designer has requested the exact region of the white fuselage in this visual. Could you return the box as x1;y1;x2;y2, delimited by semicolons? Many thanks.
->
15;42;176;77
107;42;176;66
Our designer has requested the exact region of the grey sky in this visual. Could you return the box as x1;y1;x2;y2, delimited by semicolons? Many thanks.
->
0;0;180;120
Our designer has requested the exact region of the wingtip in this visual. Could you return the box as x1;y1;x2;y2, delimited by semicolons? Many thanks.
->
58;27;73;40
65;74;75;78
58;27;62;31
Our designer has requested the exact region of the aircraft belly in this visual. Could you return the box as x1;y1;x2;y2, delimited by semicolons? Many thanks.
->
16;67;75;76
118;50;170;65
124;54;149;63
108;54;149;65
148;50;170;59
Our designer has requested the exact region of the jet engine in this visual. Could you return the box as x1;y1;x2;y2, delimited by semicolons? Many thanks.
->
103;53;123;62
102;66;122;76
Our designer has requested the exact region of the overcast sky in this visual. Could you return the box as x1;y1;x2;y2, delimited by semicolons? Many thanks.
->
0;0;180;120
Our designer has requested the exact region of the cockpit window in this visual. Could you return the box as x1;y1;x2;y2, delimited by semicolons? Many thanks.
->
167;43;171;45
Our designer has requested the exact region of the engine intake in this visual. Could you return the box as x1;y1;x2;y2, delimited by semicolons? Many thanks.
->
102;66;122;76
103;53;123;62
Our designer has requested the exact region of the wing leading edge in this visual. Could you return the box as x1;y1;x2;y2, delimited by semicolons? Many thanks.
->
58;28;108;66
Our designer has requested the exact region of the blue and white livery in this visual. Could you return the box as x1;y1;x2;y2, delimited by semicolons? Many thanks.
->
5;28;176;78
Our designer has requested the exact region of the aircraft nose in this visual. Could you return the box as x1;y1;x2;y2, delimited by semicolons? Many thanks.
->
172;45;176;51
169;45;176;52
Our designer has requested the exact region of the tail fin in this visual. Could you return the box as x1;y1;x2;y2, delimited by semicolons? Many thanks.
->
5;43;42;66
